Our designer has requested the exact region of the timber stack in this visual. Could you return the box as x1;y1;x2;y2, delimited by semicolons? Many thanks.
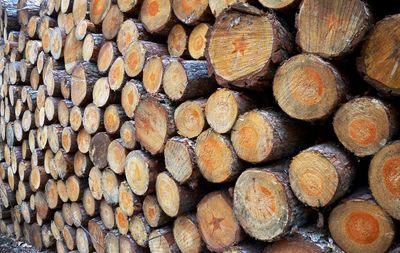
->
0;0;399;252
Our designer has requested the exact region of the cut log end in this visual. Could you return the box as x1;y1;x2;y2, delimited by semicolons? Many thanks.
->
297;0;372;59
172;0;209;25
164;137;197;183
205;89;252;134
102;5;124;40
197;191;242;252
108;57;125;91
149;227;179;253
273;54;346;121
358;14;400;95
174;99;206;138
120;121;137;150
135;95;175;155
167;24;187;57
140;0;174;34
195;129;241;183
333;97;396;157
369;141;400;220
207;10;290;88
121;80;143;118
143;56;164;94
143;194;171;227
173;215;203;253
329;193;396;253
129;214;150;247
90;0;111;25
188;23;209;59
289;143;355;208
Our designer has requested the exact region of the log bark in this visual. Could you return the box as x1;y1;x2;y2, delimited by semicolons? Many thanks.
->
297;0;372;59
233;163;314;241
329;191;396;253
17;0;41;26
333;97;398;157
265;227;342;252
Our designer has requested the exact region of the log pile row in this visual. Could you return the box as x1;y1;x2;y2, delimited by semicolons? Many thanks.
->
0;0;399;252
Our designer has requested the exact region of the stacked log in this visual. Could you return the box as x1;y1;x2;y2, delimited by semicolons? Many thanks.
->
0;0;399;253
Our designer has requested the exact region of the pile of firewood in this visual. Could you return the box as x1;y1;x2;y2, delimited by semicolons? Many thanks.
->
0;0;399;252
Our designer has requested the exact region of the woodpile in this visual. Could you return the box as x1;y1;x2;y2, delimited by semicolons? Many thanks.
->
0;0;399;252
